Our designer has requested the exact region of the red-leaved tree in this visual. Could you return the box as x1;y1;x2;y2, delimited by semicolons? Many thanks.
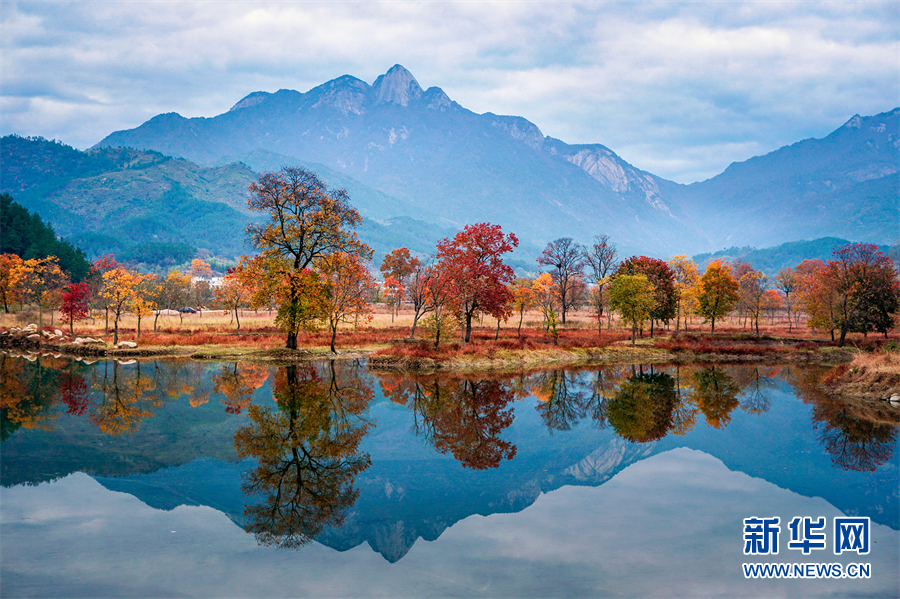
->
60;281;91;337
436;223;518;343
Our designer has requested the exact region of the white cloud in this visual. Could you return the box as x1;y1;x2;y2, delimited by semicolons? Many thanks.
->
1;1;897;182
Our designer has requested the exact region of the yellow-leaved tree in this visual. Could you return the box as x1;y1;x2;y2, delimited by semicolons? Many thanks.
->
101;268;148;344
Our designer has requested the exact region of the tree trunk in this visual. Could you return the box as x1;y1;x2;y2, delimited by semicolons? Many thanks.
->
69;318;74;337
137;315;142;340
286;332;298;349
330;324;337;354
153;312;160;332
105;307;109;334
711;317;716;334
234;307;241;333
39;302;44;333
518;310;524;339
495;319;501;340
650;320;654;338
464;313;473;343
113;317;119;345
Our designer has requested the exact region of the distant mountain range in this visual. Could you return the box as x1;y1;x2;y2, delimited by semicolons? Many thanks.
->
2;64;897;264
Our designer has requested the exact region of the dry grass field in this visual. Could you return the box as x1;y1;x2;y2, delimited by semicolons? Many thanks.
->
1;305;896;356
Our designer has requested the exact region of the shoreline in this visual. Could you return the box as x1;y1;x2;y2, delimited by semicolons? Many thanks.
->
1;334;857;370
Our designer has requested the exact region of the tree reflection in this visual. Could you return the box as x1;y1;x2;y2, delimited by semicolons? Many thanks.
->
789;369;898;472
731;366;778;416
378;373;518;469
89;361;159;435
234;361;373;549
606;366;678;442
212;363;270;414
0;354;66;439
691;367;741;429
532;370;585;432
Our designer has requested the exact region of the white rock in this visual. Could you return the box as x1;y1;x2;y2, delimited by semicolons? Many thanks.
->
117;359;137;365
54;329;63;337
27;334;41;341
42;330;52;338
890;394;900;403
24;324;37;331
117;341;138;349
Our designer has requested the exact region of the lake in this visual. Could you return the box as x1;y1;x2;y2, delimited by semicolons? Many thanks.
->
1;353;898;598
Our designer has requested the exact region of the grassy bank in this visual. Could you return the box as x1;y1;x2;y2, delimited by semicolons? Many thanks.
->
1;307;892;369
819;352;900;401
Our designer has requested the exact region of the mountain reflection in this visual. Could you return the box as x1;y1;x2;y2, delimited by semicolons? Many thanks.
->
234;361;373;549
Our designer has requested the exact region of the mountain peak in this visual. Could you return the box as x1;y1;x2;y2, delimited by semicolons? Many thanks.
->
229;91;271;112
372;64;423;106
843;114;863;129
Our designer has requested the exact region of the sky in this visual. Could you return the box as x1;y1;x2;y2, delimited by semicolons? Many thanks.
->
2;1;898;183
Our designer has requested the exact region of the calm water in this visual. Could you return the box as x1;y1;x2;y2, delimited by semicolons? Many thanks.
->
1;353;898;598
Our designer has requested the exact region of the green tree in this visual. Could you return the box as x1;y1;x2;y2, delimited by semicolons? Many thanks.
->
608;274;655;344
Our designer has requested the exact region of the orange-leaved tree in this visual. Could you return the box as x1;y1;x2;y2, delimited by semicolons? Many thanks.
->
0;253;25;313
696;260;739;334
510;277;534;338
19;256;67;333
319;252;377;353
246;167;371;349
101;267;148;344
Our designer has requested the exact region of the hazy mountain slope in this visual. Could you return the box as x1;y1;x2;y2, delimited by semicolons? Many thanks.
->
674;108;899;247
1;135;256;259
691;237;893;275
1;136;472;264
95;65;706;256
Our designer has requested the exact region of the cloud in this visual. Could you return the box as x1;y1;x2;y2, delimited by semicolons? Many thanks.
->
1;1;897;182
2;450;898;597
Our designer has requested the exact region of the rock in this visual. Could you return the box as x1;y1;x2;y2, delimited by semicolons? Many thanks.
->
890;394;900;404
54;329;63;337
117;341;138;349
26;334;41;341
117;359;137;365
24;324;37;331
42;330;52;338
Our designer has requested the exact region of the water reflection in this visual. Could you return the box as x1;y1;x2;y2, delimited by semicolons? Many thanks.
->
379;373;520;469
234;361;373;549
1;353;896;480
607;367;678;442
788;369;899;472
212;363;269;414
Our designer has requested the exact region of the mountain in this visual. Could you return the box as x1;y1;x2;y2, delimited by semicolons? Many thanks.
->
0;135;466;266
95;65;705;256
692;237;894;275
9;66;896;259
672;108;899;248
1;135;256;260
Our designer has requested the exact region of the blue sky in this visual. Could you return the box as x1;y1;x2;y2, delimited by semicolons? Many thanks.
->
2;1;898;183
